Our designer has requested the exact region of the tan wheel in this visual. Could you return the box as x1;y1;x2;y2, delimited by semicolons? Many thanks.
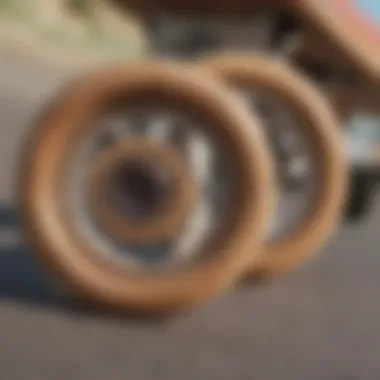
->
201;54;347;278
18;59;274;315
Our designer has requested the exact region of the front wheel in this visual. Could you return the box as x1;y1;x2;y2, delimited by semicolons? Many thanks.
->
18;59;275;315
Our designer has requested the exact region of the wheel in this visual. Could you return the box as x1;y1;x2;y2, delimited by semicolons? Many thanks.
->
18;59;275;315
200;54;347;278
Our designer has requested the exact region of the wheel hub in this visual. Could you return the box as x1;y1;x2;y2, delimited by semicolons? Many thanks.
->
88;138;198;244
107;158;174;221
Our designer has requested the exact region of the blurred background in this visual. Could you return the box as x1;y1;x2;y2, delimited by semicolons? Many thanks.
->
0;0;147;64
1;1;380;380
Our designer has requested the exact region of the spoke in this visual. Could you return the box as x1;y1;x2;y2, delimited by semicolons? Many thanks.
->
143;115;173;142
90;114;134;157
170;128;217;259
183;129;215;188
171;197;214;260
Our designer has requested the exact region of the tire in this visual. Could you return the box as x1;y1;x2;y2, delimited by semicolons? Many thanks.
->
18;59;274;315
201;54;347;278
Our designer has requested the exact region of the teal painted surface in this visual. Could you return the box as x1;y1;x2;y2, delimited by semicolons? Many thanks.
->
352;0;380;23
344;1;380;143
346;114;380;142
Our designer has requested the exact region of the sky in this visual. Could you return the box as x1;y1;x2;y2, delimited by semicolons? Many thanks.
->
353;0;380;23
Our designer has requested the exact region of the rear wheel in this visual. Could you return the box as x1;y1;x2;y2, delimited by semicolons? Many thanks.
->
201;54;347;277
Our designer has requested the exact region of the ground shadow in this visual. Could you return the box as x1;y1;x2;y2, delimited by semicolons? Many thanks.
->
0;202;70;309
0;202;175;323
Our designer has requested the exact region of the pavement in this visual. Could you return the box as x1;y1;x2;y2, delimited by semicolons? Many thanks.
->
1;54;380;380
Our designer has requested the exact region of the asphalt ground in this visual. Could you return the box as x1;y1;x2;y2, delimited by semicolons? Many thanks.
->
1;54;380;380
